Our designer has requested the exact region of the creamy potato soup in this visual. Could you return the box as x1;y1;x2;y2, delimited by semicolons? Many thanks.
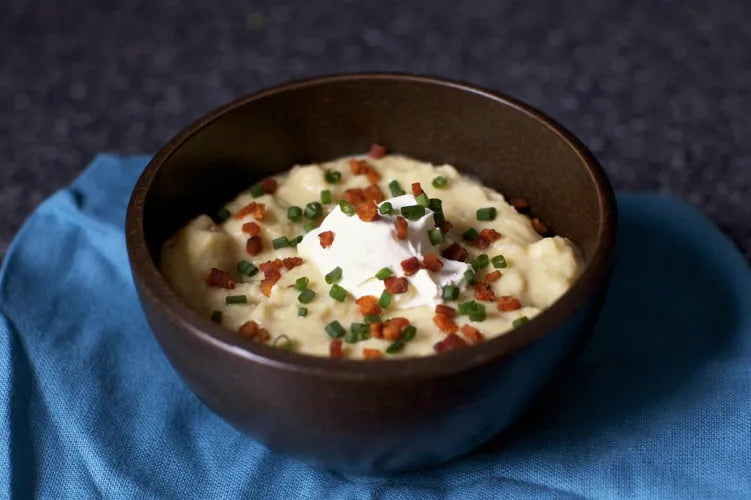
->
161;145;582;359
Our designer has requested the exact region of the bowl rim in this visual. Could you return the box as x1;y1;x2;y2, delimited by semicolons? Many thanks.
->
126;72;617;381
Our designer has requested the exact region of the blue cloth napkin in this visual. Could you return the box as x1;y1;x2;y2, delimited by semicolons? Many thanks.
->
1;155;749;499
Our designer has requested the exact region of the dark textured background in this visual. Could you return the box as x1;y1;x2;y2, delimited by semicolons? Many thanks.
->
2;0;749;259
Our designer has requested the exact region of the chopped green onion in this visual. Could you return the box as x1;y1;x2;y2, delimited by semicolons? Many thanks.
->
298;288;316;303
237;260;258;277
458;300;481;315
324;169;342;184
428;198;443;213
329;284;348;302
476;207;497;221
388;180;406;196
216;207;231;222
320;189;332;204
432;176;448;188
272;236;289;249
210;310;222;323
415;192;430;207
442;284;460;300
250;183;264;198
375;267;393;280
294;277;309;291
433;211;445;228
386;340;405;354
325;320;346;339
469;308;487;322
303;221;316;233
379;202;394;215
464;269;476;285
226;294;247;305
304;202;323;219
298;307;308;317
402;325;417;341
462;228;478;241
401;205;426;221
364;314;381;323
492;255;508;268
428;228;445;245
378;290;393;308
325;266;342;284
287;206;302;222
288;235;303;247
513;316;530;328
273;334;293;350
471;254;489;270
339;200;356;216
351;322;369;336
344;329;359;344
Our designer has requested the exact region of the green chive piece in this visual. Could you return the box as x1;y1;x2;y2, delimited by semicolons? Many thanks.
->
298;288;316;303
250;183;264;198
442;285;460;300
428;228;445;245
237;260;258;277
375;267;393;280
378;290;393;308
288;235;303;247
325;266;342;284
379;202;394;215
298;307;308;317
386;340;405;354
350;322;369;337
226;295;247;305
359;330;370;341
344;329;359;344
304;201;323;219
364;314;381;323
471;254;489;270
324;169;342;184
273;334;293;350
216;207;231;222
401;205;426;221
433;211;445;228
469;308;487;322
325;320;346;339
477;207;497;221
462;227;479;241
415;193;430;207
294;277;309;291
388;180;406;196
402;325;417;342
464;269;476;285
458;300;480;315
210;310;222;323
329;284;348;302
339;200;356;216
303;221;316;233
492;255;508;268
513;316;530;328
287;206;302;222
272;236;289;249
321;189;332;204
432;176;448;188
428;198;443;213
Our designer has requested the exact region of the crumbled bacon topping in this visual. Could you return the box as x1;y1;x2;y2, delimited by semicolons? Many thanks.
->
356;201;379;222
484;270;502;282
370;322;383;339
259;259;284;274
348;158;381;182
260;277;278;297
246;236;263;255
433;313;458;333
422;252;444;272
384;276;409;294
329;339;343;358
441;242;468;262
479;228;502;243
363;184;385;203
460;324;484;343
395;216;408;240
242;221;261;236
238;321;271;342
440;220;453;233
411;182;424;196
343;188;367;206
368;143;387;159
473;237;490;250
363;348;383;359
400;256;421;276
473;282;496;302
497;295;522;312
260;177;278;194
435;304;456;318
235;202;266;220
282;257;303;270
207;268;235;289
433;333;468;353
509;197;529;211
355;295;381;316
318;231;335;248
382;317;410;340
531;218;549;236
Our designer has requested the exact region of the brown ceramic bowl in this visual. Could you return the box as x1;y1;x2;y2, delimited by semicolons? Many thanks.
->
125;73;616;473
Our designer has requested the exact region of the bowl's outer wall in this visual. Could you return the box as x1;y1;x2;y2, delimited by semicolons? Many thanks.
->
130;76;615;473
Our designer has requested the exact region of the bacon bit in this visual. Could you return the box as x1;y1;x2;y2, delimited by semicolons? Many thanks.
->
395;216;408;240
259;259;284;274
509;197;529;212
484;270;502;282
363;184;385;203
435;304;457;318
411;182;424;196
318;231;335;248
474;282;496;302
234;202;257;219
531;218;549;236
441;242;468;262
460;324;485;343
434;333;468;353
254;203;266;220
242;221;261;236
343;188;367;205
260;276;279;297
370;322;383;339
257;328;271;342
422;252;444;272
497;295;522;312
355;295;381;316
384;276;409;294
356;201;379;222
282;257;303;270
260;177;278;194
363;348;383;360
349;159;381;182
238;321;259;338
473;237;490;249
207;268;235;289
479;228;502;243
246;236;263;256
366;169;381;183
383;317;410;340
329;339;343;358
401;256;421;276
368;143;387;159
433;313;459;333
440;220;453;233
349;158;364;174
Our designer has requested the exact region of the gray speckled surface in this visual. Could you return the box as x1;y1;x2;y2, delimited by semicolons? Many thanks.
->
1;0;749;259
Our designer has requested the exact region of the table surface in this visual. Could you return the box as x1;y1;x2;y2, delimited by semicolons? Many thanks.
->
2;0;749;259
